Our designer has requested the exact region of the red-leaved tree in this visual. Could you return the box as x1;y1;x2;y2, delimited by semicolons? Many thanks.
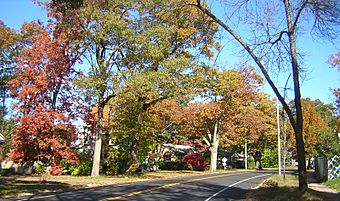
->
9;22;81;171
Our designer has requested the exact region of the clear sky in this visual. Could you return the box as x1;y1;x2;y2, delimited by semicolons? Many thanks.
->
1;0;339;104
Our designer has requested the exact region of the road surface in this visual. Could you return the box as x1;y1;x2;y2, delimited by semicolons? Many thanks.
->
21;171;272;201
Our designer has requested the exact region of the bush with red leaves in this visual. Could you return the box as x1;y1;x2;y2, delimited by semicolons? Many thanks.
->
183;153;208;171
51;164;63;175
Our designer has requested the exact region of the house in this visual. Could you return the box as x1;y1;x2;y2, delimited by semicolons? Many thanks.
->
161;144;196;161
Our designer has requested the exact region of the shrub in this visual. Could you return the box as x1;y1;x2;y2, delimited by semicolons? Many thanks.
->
261;149;278;168
158;161;187;170
51;164;62;175
71;161;91;176
103;148;120;175
248;159;255;169
35;161;47;174
61;160;91;176
183;153;208;171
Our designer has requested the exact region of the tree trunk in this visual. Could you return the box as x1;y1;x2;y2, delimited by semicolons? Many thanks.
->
91;137;102;177
284;0;307;192
195;0;307;191
126;112;143;174
91;96;104;177
254;151;263;170
210;121;219;172
126;135;139;174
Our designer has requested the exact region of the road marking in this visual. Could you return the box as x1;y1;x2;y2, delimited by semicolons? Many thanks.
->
204;173;271;201
26;194;55;200
100;172;249;201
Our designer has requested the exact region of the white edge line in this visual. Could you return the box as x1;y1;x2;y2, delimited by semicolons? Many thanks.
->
204;173;271;201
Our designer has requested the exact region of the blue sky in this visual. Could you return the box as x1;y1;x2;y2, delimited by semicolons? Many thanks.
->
1;0;339;104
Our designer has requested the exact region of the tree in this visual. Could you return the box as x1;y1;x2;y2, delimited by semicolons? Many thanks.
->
179;67;274;171
180;101;222;171
307;99;339;158
300;99;327;158
193;0;340;191
50;0;219;175
147;99;186;166
249;94;277;170
9;22;81;170
0;21;24;159
0;21;24;133
49;0;136;176
288;98;339;162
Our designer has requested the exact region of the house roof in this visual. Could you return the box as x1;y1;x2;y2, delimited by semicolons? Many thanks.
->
162;143;196;153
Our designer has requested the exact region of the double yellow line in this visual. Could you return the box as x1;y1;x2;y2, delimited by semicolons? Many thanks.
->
101;172;246;200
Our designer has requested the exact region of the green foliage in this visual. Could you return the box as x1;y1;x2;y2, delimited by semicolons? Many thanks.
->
248;159;256;169
0;21;23;118
103;147;120;176
0;118;15;157
261;148;278;168
58;0;219;174
71;162;91;176
61;159;91;176
158;161;187;170
315;127;340;158
35;161;47;174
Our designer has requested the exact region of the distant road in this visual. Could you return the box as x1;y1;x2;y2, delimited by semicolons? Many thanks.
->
22;171;272;201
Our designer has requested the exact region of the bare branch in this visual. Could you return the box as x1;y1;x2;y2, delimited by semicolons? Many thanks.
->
193;0;297;131
292;0;309;32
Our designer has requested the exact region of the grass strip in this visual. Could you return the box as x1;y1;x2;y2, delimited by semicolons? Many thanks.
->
246;174;327;201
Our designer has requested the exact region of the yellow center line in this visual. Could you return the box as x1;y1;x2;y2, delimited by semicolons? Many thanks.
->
100;172;248;201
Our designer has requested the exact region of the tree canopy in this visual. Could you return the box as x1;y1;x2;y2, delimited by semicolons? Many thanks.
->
1;0;338;180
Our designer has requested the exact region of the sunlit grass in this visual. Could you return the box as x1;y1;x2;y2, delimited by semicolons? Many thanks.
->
246;174;326;201
0;178;76;198
324;177;340;191
0;170;209;197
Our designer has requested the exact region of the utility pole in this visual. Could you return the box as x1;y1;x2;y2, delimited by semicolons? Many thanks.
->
283;74;291;179
277;98;282;175
283;112;287;179
245;142;248;170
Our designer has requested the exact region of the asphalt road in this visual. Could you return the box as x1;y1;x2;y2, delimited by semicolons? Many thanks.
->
22;171;272;201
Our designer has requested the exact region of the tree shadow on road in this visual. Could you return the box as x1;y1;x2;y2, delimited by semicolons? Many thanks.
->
0;176;83;199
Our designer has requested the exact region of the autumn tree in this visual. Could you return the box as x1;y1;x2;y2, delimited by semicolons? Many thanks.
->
49;0;135;176
299;99;327;157
180;101;221;171
9;22;81;171
193;0;340;191
147;99;186;165
299;99;339;159
179;67;274;171
49;0;219;175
